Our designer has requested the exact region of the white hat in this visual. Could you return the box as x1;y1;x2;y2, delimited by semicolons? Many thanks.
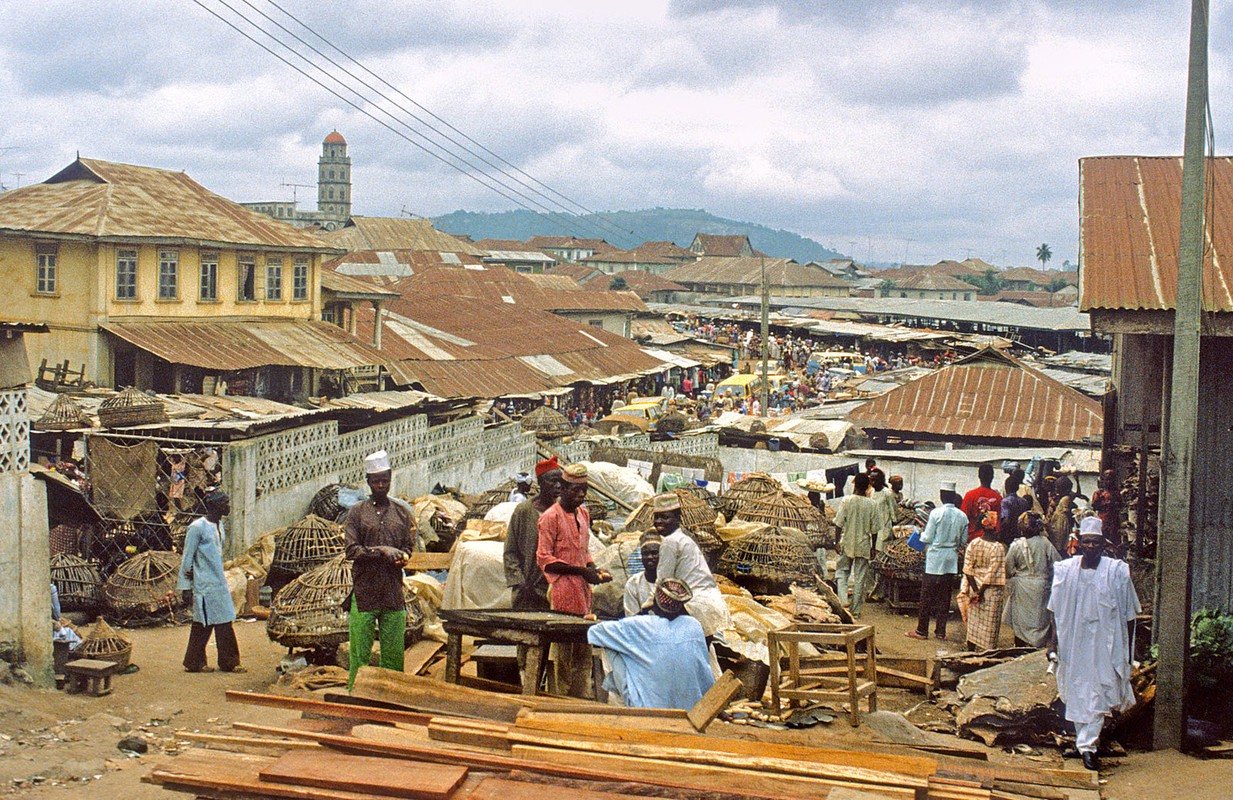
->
939;481;957;493
364;450;391;474
1079;516;1104;538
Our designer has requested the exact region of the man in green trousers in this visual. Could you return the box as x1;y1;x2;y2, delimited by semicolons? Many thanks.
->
344;450;414;690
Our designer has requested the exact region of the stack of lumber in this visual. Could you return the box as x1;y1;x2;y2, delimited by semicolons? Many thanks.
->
144;667;1101;800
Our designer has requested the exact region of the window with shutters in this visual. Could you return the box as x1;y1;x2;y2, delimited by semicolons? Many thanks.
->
115;249;138;299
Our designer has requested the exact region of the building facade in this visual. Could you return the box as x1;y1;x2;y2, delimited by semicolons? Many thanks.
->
242;131;352;231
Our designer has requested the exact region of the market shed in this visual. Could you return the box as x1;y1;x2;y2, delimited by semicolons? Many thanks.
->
847;347;1103;448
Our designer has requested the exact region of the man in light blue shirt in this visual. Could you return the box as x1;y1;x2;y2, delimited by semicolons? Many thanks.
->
906;481;967;641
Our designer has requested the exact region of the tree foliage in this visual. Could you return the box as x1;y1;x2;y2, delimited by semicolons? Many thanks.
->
1036;243;1053;267
608;276;629;291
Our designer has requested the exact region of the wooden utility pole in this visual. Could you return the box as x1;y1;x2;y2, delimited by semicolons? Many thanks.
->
1154;0;1208;751
760;256;769;417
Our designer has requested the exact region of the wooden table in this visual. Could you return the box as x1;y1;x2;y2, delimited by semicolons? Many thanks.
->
64;658;122;696
438;609;598;697
768;623;877;726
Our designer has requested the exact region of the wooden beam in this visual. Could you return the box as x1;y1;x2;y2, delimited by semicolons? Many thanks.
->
687;670;742;732
224;691;434;726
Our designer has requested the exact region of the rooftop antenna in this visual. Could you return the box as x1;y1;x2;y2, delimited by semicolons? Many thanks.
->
280;181;314;204
399;207;426;219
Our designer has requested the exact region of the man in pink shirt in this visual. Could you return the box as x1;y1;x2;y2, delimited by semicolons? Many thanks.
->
536;462;611;695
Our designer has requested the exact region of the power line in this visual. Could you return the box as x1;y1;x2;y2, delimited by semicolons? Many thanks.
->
255;0;636;244
195;0;613;244
192;0;636;247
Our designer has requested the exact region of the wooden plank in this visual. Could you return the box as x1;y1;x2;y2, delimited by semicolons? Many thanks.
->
467;776;651;800
225;690;433;727
259;749;466;799
519;710;697;734
502;769;769;800
404;640;445;675
510;717;938;778
147;749;397;800
351;667;527;723
507;728;929;790
988;780;1069;800
687;670;742;732
509;744;847;800
527;703;689;718
428;719;511;750
175;732;319;751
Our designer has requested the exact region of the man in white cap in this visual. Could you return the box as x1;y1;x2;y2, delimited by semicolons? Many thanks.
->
536;462;611;696
651;492;730;638
1048;518;1140;771
344;450;415;690
906;481;967;641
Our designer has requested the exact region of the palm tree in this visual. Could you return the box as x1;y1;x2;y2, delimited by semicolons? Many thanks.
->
1036;243;1053;268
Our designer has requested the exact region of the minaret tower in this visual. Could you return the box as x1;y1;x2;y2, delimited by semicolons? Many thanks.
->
318;130;351;223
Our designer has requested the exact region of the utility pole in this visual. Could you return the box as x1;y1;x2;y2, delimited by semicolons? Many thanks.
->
760;255;769;418
280;181;313;204
1154;0;1208;752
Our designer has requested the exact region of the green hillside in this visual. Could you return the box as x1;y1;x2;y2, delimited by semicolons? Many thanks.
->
432;207;843;263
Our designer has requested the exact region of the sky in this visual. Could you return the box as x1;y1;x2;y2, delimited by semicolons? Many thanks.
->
1;0;1229;267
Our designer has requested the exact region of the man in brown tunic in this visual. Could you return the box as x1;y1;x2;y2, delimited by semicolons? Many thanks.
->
344;450;415;690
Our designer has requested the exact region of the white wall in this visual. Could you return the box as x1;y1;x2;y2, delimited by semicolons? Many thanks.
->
0;473;52;686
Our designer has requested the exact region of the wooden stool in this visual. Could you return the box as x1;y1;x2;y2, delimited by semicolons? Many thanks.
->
768;623;877;726
64;658;122;697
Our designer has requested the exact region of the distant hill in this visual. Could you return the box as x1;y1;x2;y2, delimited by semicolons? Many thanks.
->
432;207;843;264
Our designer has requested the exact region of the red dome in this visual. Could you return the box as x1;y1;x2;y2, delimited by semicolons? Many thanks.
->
323;130;346;145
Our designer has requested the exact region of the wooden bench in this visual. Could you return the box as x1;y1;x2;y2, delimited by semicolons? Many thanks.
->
64;658;122;696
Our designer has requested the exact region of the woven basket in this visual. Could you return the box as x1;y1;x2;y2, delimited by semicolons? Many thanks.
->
35;393;91;431
266;554;425;649
268;514;345;595
677;482;722;512
309;484;349;523
872;537;927;580
519;405;574;440
687;526;728;572
50;553;104;611
102;550;181;615
719;473;781;518
98;386;168;428
74;616;133;668
624;489;719;535
717;526;817;594
735;492;834;550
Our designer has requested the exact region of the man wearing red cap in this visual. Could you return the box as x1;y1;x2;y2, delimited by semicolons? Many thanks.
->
504;456;561;612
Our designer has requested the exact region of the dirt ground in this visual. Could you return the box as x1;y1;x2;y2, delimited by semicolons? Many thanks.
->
1;606;1230;799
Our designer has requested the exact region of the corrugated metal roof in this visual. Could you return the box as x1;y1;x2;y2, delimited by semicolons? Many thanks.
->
321;216;484;255
0;158;338;251
893;272;976;292
596;270;686;294
354;293;668;398
848;348;1103;444
320;270;400;299
690;234;753;257
1080;155;1233;312
100;319;387;371
664;256;851;289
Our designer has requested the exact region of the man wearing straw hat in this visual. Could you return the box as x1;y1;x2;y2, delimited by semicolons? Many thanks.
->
1048;518;1140;771
537;462;611;696
344;450;415;690
651;492;730;638
588;578;714;709
178;489;245;673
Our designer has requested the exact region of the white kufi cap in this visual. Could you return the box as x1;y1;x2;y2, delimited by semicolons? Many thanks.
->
364;450;391;474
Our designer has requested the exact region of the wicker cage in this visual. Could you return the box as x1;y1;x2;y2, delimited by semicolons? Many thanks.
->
735;492;834;550
266;554;425;649
686;526;728;572
97;386;169;428
872;536;927;581
455;479;537;537
624;489;719;535
102;550;182;615
35;393;91;431
50;553;104;612
677;482;722;512
74;616;134;668
519;405;574;440
717;526;817;594
719;473;782;518
309;484;351;523
268;514;345;594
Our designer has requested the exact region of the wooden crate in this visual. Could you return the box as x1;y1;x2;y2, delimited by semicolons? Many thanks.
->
768;623;877;726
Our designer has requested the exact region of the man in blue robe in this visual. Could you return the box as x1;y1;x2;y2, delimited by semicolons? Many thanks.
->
177;489;245;673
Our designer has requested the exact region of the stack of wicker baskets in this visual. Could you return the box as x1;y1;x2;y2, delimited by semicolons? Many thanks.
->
623;489;727;569
98;386;168;428
35;393;91;431
676;482;722;512
519;405;574;440
268;514;345;595
717;526;817;595
266;554;425;650
309;484;350;523
102;550;181;616
719;473;782;519
735;492;835;550
873;537;928;580
50;553;104;612
74;617;133;668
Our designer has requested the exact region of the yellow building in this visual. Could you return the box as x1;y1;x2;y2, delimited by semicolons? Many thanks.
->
0;157;384;401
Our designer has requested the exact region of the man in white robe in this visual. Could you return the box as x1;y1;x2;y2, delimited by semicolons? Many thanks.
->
652;493;730;637
1047;522;1140;771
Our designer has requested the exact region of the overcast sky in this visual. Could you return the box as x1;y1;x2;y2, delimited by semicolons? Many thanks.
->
2;1;1228;266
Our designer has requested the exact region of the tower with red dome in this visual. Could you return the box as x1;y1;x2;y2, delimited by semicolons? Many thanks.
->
317;130;351;225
